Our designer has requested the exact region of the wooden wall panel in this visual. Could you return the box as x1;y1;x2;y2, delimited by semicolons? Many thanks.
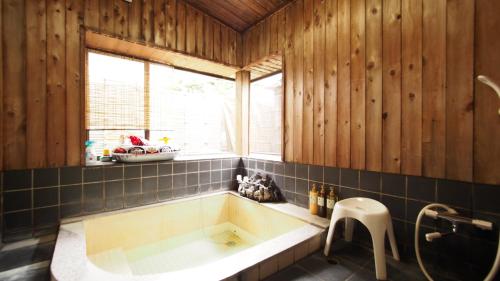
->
153;0;166;46
336;0;350;168
324;0;337;167
242;0;495;184
47;0;66;167
26;0;47;168
350;0;365;170
313;0;325;166
3;0;27;170
293;0;304;163
284;5;295;162
446;0;474;182
165;0;176;49
0;0;241;171
401;0;422;175
382;0;401;173
185;5;196;54
365;0;382;171
422;0;446;178
474;0;500;185
66;0;83;166
195;8;204;57
113;0;128;38
203;15;213;59
213;22;221;61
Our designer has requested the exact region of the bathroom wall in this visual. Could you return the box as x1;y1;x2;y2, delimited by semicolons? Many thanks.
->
241;157;500;280
243;0;500;186
0;0;242;171
0;157;243;242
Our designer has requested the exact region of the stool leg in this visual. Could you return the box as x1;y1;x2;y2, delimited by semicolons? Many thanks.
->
370;228;387;280
344;218;355;242
386;218;400;261
323;214;341;256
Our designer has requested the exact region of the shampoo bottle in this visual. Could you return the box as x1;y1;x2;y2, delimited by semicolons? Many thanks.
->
327;187;336;219
318;185;327;218
309;184;318;215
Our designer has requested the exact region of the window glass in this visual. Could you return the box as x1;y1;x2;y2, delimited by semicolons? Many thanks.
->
249;73;282;156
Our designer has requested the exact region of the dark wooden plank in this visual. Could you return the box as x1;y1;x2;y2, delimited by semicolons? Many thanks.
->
113;0;128;38
185;4;196;54
195;8;204;57
324;0;337;167
382;0;401;173
302;0;314;164
66;0;83;166
422;0;446;178
176;0;185;51
474;0;500;184
213;21;221;61
99;0;113;34
154;0;166;46
337;0;350;168
401;0;423;176
165;0;176;49
84;0;99;30
293;0;304;163
128;0;142;41
47;0;67;166
284;4;294;162
365;0;382;171
204;15;213;59
350;0;365;170
142;0;154;43
26;0;47;168
446;0;473;182
313;0;325;166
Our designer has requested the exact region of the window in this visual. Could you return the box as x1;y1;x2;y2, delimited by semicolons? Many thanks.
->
249;73;283;157
86;51;236;156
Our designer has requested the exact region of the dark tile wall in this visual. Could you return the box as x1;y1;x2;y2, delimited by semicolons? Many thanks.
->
241;157;500;280
1;157;243;242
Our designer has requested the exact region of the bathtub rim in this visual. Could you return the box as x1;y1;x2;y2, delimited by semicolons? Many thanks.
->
51;191;329;281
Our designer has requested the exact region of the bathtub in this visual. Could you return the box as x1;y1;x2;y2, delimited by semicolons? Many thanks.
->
51;191;326;281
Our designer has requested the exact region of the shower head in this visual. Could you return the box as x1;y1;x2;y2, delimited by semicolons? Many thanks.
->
477;75;500;115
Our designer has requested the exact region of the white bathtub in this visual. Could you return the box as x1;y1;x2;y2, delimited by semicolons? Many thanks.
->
51;191;326;281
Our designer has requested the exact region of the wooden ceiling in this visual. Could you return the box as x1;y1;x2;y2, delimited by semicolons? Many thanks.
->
184;0;292;32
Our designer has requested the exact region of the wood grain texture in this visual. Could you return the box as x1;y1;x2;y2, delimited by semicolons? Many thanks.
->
154;0;166;46
99;0;113;34
26;0;47;168
382;0;401;173
185;4;196;54
3;0;26;169
84;0;99;30
165;0;176;49
422;0;446;178
284;5;294;162
0;0;3;170
128;0;142;41
66;0;82;166
220;24;229;63
313;0;325;166
350;0;365;170
365;0;382;171
336;0;350;168
474;0;500;185
302;0;314;164
324;0;337;167
445;0;473;182
401;0;422;175
113;0;128;38
175;0;185;51
142;0;154;43
213;21;221;61
293;0;304;163
204;15;213;59
47;0;66;166
195;8;204;57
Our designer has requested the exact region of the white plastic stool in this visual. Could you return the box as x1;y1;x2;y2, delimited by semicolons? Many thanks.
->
323;197;400;280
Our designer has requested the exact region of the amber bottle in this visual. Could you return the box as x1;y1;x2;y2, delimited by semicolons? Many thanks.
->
317;185;327;217
327;187;336;219
309;184;318;215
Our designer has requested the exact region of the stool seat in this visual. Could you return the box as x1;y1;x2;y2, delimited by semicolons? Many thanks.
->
324;197;400;280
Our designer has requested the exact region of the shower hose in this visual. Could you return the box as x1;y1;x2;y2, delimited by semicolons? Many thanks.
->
415;203;500;281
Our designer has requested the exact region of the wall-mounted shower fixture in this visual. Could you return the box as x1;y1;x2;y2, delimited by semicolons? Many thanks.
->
477;75;500;115
415;203;500;281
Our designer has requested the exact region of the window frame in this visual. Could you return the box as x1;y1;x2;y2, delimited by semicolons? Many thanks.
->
84;49;237;158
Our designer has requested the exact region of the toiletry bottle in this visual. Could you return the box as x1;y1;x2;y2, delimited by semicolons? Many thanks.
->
318;185;327;217
309;184;318;215
327;187;336;219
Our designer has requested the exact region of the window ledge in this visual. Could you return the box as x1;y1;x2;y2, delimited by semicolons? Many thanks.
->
85;153;240;166
247;153;282;162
